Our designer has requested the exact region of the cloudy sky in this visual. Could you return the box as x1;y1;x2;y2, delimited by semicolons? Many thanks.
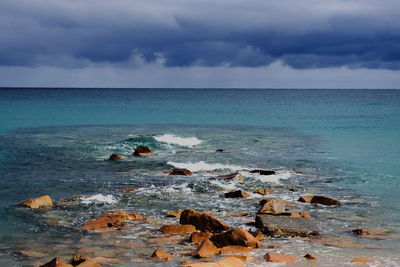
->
1;0;399;88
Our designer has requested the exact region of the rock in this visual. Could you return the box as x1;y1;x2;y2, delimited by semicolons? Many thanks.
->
258;198;286;214
275;211;312;219
292;168;304;174
267;245;278;249
216;173;244;183
117;187;138;193
299;195;341;205
210;228;260;248
249;231;264;240
133;146;151;156
311;236;384;249
264;252;299;263
229;213;249;217
39;257;73;267
70;255;101;267
160;224;197;234
249;169;275;175
20;250;48;258
20;195;53;209
351;257;374;263
194;239;220;258
255;214;320;237
166;168;193;176
108;154;126;161
220;246;253;254
181;256;245;267
225;190;250;198
253;188;274;195
167;209;183;218
216;149;226;152
351;228;390;236
304;253;317;260
180;209;230;233
232;256;257;263
190;232;213;243
81;211;143;230
151;248;173;262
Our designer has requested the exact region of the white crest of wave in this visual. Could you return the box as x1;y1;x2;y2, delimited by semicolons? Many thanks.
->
80;194;118;205
154;134;202;147
167;161;244;172
249;170;292;184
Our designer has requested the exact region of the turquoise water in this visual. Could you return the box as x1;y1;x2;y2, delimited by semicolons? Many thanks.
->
0;88;399;266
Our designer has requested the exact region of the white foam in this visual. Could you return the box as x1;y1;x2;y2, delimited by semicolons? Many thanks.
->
167;161;244;172
247;170;292;184
80;194;118;205
154;134;202;147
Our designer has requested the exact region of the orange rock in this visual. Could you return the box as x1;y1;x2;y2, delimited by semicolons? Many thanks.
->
151;248;173;262
39;257;73;267
284;201;296;206
249;231;264;240
229;213;249;217
258;198;286;214
220;246;253;254
81;210;143;230
210;228;260;248
304;253;317;260
351;257;374;263
225;190;250;198
160;224;197;234
165;168;193;176
181;256;245;267
351;228;390;236
264;252;299;263
299;195;341;205
267;245;278;249
108;154;126;160
190;232;213;243
194;239;220;258
277;211;312;219
180;209;230;233
133;146;151;156
20;195;53;209
253;188;274;195
167;209;183;218
232;255;257;263
70;255;101;267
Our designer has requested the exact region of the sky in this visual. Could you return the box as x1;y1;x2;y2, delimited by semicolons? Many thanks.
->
0;0;399;88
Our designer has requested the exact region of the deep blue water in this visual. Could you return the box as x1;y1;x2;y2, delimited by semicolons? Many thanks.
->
0;88;399;266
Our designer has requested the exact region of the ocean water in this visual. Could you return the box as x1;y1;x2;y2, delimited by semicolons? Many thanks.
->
0;88;399;266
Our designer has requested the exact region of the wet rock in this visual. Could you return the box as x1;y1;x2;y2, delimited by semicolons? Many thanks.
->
81;211;143;230
220;246;253;254
167;209;183;218
253;188;274;195
264;252;299;263
249;169;275;175
304;253;317;260
151;248;173;262
232;255;257;263
215;149;226;152
165;168;193;176
249;231;264;240
275;211;312;219
299;195;341;205
258;198;286;214
210;228;260;248
70;255;101;267
255;214;320;237
225;190;250;198
160;224;197;234
20;250;48;258
108;154;126;161
117;188;139;193
351;257;374;263
229;213;249;217
190;232;213;243
311;236;384;249
39;257;73;267
194;239;220;258
181;256;245;267
216;172;244;183
351;228;390;236
180;209;230;233
133;146;152;156
20;195;53;209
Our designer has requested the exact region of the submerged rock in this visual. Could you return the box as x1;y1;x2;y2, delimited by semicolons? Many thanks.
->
264;252;299;263
210;228;260;248
258;198;286;214
351;257;374;263
151;248;173;262
299;195;341;205
133;146;152;156
225;190;250;198
81;211;143;230
351;228;390;236
249;169;275;175
220;246;253;254
39;257;72;267
160;224;197;234
181;256;245;267
255;214;320;237
165;168;193;176
70;255;101;267
166;209;183;218
180;209;230;233
108;154;126;161
253;188;274;195
216;172;244;183
194;239;220;258
20;195;53;209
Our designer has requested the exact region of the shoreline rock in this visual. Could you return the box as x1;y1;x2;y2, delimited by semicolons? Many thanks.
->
180;209;230;233
210;228;260;248
133;146;152;156
160;224;197;234
256;214;320;237
299;195;341;205
81;211;143;230
20;195;53;209
249;169;275;175
165;168;193;176
108;154;126;161
224;190;250;198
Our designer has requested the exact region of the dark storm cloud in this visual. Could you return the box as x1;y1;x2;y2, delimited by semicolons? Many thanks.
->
1;0;399;70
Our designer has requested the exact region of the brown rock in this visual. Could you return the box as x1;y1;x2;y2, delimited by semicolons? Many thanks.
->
220;246;253;254
180;209;230;233
264;252;299;263
210;228;260;248
311;236;384;249
70;255;101;267
117;187;138;193
351;257;374;263
81;211;143;230
167;209;183;218
258;198;286;214
151;248;173;262
133;146;152;156
166;168;193;176
229;213;249;217
351;228;390;236
225;190;250;198
249;231;264;240
20;195;53;209
299;195;341;205
108;154;126;161
276;211;312;219
253;188;274;195
232;256;257;263
40;257;73;267
190;232;213;243
304;253;317;260
216;173;244;183
194;239;220;258
250;169;275;175
181;256;245;267
160;224;197;234
267;245;278;249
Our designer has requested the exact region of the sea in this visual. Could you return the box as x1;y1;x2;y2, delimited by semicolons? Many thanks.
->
0;88;399;266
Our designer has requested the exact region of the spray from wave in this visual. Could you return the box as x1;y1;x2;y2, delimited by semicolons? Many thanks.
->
154;134;202;147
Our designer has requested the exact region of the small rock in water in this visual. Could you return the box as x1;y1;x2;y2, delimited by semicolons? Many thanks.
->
351;257;374;263
160;224;197;234
165;168;193;176
276;211;312;219
258;198;286;214
299;195;341;205
117;187;139;193
216;149;226;152
250;169;275;175
190;232;213;243
229;212;249;217
39;257;72;267
253;188;274;195
70;255;101;267
216;172;244;183
81;210;143;230
151;248;173;262
133;146;152;156
108;154;126;161
249;231;265;240
166;209;183;218
351;228;390;236
264;252;299;263
194;239;220;258
225;190;250;198
210;228;260;248
256;214;320;237
304;253;317;260
180;209;230;233
20;195;53;209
